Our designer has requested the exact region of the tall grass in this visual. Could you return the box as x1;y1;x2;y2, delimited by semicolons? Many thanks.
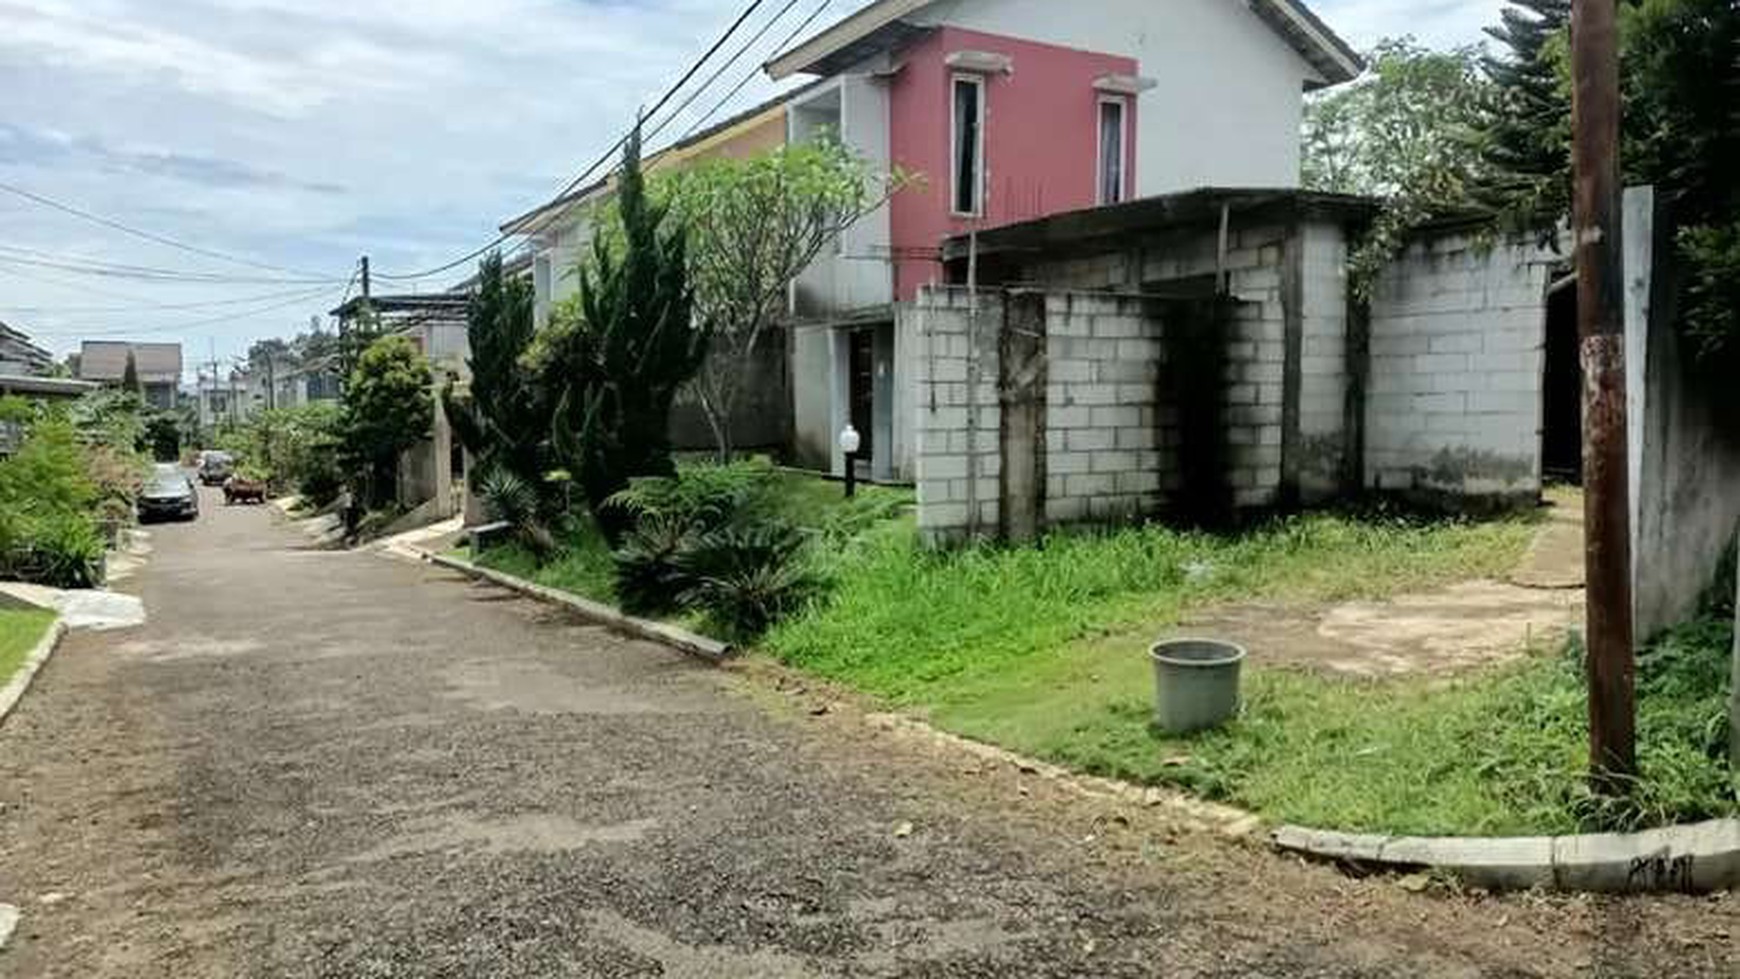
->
766;511;1535;703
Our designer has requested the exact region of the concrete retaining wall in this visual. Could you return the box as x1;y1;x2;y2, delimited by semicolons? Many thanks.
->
1625;187;1740;637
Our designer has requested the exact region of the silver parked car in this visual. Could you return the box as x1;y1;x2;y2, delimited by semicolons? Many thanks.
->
138;463;200;523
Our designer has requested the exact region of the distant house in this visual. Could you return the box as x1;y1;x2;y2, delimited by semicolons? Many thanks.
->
331;294;474;520
77;341;183;410
0;321;54;377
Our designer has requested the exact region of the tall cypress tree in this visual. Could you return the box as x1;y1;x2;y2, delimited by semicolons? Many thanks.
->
547;124;711;541
1478;0;1573;240
445;252;545;493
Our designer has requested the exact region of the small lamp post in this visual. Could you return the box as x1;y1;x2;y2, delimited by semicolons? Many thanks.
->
839;424;861;498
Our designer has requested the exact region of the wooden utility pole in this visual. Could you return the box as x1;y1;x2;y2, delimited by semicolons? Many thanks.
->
1571;0;1636;787
359;255;371;303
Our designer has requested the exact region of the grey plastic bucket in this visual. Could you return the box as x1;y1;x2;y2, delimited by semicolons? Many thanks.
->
1149;638;1247;734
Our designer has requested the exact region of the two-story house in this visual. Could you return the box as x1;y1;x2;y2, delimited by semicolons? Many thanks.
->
768;0;1360;480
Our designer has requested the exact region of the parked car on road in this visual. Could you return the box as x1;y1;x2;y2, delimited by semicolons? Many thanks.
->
196;451;234;486
139;464;199;522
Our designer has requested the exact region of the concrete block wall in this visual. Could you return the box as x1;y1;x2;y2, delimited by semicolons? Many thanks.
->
1297;220;1351;500
907;288;1004;542
1367;233;1553;503
1141;222;1292;509
1041;292;1167;525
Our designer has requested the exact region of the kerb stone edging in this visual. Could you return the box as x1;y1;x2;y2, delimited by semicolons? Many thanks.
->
421;551;732;664
0;616;68;726
1274;818;1740;894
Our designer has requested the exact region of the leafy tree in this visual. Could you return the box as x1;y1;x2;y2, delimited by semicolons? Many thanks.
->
1479;0;1740;367
663;138;898;459
444;252;548;500
1301;38;1495;295
543;125;709;541
342;334;432;507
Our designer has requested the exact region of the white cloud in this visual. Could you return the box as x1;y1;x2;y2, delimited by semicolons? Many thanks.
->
1313;0;1508;52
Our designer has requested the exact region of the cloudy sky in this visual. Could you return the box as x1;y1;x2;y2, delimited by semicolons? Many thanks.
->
0;0;1509;374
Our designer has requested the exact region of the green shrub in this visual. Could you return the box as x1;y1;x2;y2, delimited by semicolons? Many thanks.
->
0;509;104;588
612;515;701;616
677;521;818;640
604;459;777;530
604;461;817;635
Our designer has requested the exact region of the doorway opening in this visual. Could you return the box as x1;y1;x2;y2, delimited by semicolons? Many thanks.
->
848;327;876;479
1540;278;1583;484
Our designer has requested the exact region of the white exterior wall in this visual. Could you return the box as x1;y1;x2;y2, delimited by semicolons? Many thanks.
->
529;216;590;328
789;77;896;317
1365;233;1553;502
921;0;1322;194
839;74;895;311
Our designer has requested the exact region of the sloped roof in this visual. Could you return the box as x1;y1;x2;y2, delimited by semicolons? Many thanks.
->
0;321;53;368
766;0;1363;87
77;341;183;383
499;80;823;238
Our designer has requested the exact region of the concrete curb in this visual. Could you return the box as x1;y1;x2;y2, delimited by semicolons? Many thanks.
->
1273;818;1740;894
421;551;732;664
0;616;67;727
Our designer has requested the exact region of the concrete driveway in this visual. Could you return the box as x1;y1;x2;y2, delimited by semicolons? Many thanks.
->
0;490;1730;976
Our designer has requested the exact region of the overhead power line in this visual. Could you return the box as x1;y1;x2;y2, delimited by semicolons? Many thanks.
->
681;0;834;141
27;283;343;338
0;248;340;287
0;283;344;315
373;0;774;283
0;179;336;279
643;0;806;147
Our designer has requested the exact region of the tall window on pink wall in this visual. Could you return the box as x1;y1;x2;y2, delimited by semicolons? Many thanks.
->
951;75;985;216
1098;97;1127;205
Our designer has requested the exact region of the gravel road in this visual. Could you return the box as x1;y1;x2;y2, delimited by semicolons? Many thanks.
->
0;492;1731;976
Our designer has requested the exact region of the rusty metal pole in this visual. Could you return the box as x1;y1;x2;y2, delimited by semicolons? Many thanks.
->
1571;0;1636;788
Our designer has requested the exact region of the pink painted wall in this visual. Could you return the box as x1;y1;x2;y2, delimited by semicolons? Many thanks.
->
888;27;1138;300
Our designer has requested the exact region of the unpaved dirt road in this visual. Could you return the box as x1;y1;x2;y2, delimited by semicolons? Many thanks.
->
1;492;1732;976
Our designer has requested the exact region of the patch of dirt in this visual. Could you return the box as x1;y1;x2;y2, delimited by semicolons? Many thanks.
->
1183;580;1583;677
1173;506;1587;677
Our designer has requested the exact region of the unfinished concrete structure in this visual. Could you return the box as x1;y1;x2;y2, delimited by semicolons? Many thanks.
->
907;184;1737;641
906;188;1564;542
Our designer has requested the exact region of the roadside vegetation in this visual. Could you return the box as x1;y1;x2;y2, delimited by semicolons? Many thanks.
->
0;605;56;690
763;511;1735;836
0;391;151;588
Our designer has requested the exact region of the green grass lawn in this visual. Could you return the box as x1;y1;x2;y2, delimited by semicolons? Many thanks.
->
0;605;57;690
765;510;1739;835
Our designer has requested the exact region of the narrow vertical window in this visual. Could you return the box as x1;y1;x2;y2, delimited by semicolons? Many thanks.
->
952;75;984;216
1098;97;1126;205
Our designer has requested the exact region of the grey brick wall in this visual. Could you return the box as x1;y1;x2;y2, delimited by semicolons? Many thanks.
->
907;288;1004;542
1366;233;1553;501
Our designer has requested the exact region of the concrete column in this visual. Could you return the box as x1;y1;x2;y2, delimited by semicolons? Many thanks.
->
432;404;454;517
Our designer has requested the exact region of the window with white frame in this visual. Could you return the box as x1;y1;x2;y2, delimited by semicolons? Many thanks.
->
951;75;985;216
1097;96;1127;205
